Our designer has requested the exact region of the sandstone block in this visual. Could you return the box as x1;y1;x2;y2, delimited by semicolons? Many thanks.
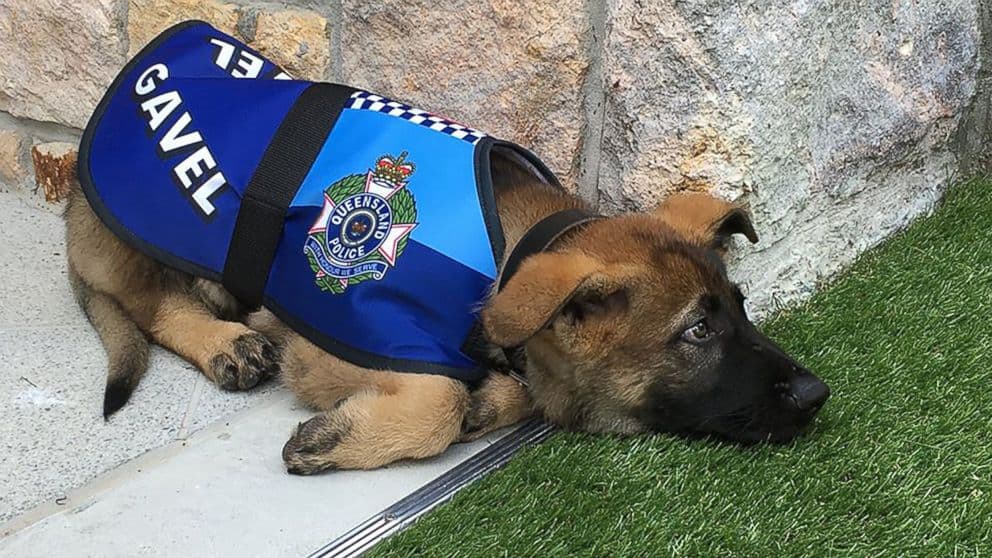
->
128;1;330;81
599;0;979;314
127;0;239;55
0;0;126;129
341;0;591;188
246;8;330;81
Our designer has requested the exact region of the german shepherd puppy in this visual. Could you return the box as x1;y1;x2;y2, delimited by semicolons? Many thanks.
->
65;152;829;474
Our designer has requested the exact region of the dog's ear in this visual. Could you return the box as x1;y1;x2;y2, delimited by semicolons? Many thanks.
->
483;253;628;347
654;192;758;253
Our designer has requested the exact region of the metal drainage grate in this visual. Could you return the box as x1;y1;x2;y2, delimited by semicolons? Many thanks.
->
308;418;557;558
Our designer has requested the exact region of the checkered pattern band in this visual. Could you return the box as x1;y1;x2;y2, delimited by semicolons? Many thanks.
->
348;91;487;145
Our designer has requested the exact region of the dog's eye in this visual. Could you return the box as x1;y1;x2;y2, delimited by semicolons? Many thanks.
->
682;320;714;343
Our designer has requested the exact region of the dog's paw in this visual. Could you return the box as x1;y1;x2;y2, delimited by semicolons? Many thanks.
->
208;332;279;391
282;412;351;475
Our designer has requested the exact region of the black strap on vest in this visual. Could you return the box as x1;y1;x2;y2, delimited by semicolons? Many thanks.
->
497;208;602;292
222;83;355;308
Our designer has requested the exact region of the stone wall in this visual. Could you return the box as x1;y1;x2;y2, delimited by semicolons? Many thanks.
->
1;0;988;315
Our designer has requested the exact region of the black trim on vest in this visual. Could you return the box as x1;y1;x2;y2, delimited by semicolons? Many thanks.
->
472;138;560;273
473;139;506;271
460;139;565;370
497;208;603;292
222;82;355;308
78;20;223;282
261;295;488;383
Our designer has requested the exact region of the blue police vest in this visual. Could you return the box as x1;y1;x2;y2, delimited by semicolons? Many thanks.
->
78;21;559;382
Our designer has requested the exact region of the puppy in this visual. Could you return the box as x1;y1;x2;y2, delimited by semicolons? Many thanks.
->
66;167;830;474
66;22;829;474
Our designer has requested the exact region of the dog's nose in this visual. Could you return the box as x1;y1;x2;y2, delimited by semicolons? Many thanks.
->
784;373;830;412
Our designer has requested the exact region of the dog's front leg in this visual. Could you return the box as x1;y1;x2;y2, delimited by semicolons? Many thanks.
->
281;373;471;474
149;293;279;390
459;372;534;442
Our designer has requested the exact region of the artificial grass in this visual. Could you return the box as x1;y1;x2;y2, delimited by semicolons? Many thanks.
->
373;178;992;557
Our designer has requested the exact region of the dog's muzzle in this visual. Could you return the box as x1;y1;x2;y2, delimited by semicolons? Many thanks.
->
781;372;830;413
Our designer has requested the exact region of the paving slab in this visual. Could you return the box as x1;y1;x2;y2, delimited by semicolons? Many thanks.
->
0;189;277;524
0;391;507;557
0;328;194;523
0;187;77;329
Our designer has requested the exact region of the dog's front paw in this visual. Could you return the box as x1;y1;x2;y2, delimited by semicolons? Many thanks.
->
283;412;351;475
208;332;279;391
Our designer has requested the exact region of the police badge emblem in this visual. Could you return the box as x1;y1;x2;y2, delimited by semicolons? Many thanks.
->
304;152;418;294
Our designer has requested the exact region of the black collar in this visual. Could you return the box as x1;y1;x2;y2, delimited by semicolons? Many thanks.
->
495;208;602;379
498;208;603;291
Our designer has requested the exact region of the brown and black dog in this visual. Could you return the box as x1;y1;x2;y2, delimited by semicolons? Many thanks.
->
64;152;829;474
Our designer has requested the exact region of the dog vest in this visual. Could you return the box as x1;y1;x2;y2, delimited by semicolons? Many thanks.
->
78;21;563;381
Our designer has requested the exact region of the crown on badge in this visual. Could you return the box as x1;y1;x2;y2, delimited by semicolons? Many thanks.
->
374;151;415;183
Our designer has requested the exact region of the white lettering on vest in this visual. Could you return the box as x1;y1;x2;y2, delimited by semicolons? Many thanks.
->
210;37;263;78
140;91;182;132
133;62;230;219
209;37;294;80
232;50;263;78
191;172;228;217
174;146;217;189
134;63;169;96
209;38;235;70
159;112;204;152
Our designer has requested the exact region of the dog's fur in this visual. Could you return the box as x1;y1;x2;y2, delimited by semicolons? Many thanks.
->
65;151;826;474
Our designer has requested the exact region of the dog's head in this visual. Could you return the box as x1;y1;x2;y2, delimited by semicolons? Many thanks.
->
483;193;829;443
